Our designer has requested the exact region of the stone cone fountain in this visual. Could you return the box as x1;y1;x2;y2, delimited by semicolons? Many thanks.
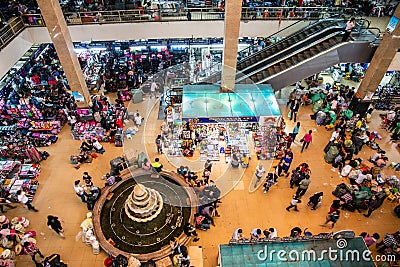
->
124;183;164;223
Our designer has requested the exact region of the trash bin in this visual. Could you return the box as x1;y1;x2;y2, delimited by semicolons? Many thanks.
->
132;89;143;103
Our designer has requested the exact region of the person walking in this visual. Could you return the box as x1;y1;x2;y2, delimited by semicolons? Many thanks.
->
47;215;64;237
301;130;313;152
292;122;300;142
286;195;300;212
74;180;86;203
341;17;356;42
307;192;323;210
204;159;213;172
322;210;340;228
296;175;311;198
287;89;296;108
155;135;163;154
289;99;300;122
150;80;158;98
17;190;38;212
187;10;192;21
364;195;378;218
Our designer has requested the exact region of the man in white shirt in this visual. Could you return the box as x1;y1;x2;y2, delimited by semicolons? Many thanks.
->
268;228;278;238
150;81;158;98
232;228;244;240
74;180;86;203
250;228;262;240
17;190;38;212
330;128;341;142
134;113;143;127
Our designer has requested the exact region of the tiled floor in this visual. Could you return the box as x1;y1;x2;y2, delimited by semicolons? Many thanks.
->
9;83;399;267
0;13;394;267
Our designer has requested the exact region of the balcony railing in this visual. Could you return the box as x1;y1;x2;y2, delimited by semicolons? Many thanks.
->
0;6;357;51
0;16;26;51
21;6;357;26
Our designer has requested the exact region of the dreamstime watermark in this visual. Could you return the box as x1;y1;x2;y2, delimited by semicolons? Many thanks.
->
257;239;397;263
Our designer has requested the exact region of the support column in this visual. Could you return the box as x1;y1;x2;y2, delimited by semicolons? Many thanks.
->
36;0;90;106
220;0;242;93
357;5;400;99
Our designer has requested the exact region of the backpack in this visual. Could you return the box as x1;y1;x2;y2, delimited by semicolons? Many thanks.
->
324;145;339;164
156;138;161;145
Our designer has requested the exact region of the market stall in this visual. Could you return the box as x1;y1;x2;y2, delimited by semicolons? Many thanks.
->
162;84;281;161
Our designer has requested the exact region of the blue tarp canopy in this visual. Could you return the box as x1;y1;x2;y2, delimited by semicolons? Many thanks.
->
182;84;281;121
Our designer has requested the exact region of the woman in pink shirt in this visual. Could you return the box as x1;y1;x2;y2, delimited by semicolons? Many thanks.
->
301;130;313;153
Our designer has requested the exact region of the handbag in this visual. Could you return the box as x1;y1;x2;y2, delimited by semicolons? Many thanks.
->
300;138;304;143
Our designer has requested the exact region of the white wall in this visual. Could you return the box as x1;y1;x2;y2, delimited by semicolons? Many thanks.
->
0;31;35;78
0;20;298;78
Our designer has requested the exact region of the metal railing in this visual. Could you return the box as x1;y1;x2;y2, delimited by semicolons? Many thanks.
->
20;6;358;26
0;7;358;51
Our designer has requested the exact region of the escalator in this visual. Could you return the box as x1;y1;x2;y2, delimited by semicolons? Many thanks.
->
200;18;378;90
202;18;342;84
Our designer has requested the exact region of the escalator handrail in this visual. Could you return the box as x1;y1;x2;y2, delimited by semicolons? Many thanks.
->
235;27;345;83
238;16;366;75
236;13;346;58
236;17;346;66
257;39;369;84
199;18;345;83
238;25;346;75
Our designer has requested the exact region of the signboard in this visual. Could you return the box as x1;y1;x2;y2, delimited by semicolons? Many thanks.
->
387;16;399;34
184;117;259;123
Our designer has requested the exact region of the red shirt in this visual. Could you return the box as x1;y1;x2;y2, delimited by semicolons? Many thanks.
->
303;133;312;143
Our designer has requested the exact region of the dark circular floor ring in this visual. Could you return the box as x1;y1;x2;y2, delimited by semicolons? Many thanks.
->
93;168;197;262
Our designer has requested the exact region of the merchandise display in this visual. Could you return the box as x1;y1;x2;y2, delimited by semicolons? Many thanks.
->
0;160;40;199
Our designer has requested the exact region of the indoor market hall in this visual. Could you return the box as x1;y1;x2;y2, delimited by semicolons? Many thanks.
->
0;1;399;267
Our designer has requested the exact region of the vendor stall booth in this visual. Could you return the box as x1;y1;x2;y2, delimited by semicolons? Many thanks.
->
162;84;281;161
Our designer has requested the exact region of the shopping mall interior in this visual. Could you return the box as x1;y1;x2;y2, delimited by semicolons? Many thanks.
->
0;1;399;267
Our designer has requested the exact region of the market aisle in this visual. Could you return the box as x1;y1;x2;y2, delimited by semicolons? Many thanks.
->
6;90;400;267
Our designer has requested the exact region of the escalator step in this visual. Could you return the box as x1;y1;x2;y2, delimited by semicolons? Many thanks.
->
262;71;269;79
310;49;318;55
274;66;281;72
280;63;287;70
257;73;264;80
292;57;299;64
268;68;276;75
322;43;330;49
286;60;293;67
328;39;336;45
298;54;305;61
315;46;323;52
304;51;312;58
